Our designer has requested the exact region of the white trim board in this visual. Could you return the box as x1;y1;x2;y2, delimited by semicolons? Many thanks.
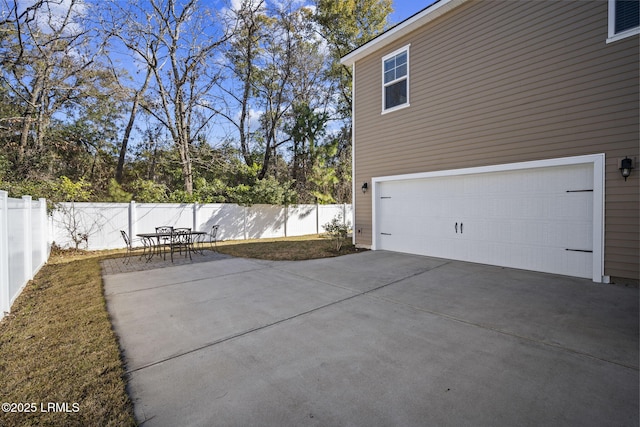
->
370;154;606;283
341;0;469;67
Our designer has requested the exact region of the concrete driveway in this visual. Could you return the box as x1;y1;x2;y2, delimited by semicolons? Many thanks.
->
103;251;639;427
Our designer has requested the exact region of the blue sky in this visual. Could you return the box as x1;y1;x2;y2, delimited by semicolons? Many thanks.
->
390;0;437;25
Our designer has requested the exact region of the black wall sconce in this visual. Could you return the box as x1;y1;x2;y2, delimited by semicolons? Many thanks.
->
620;157;634;181
361;182;368;193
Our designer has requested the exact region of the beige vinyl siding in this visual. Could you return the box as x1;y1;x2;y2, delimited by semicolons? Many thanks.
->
353;0;639;280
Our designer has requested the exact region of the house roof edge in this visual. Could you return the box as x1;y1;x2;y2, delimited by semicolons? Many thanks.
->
340;0;469;67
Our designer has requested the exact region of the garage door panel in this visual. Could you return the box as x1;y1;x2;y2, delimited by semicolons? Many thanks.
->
565;221;593;250
377;163;594;279
565;251;592;278
564;193;593;220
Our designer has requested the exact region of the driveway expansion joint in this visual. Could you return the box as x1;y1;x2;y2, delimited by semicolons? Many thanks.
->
125;261;452;374
271;259;452;294
107;264;270;296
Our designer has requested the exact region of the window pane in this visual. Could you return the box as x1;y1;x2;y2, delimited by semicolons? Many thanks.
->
616;0;640;33
385;79;407;109
384;70;395;83
384;58;395;72
396;63;407;78
396;51;407;66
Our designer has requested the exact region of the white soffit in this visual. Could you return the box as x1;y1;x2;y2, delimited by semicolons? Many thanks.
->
340;0;469;67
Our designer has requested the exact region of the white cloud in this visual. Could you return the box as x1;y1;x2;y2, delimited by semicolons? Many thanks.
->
230;0;244;11
268;0;307;10
235;107;263;131
18;0;87;36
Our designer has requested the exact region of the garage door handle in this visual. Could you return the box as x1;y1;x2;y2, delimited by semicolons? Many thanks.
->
455;222;458;233
461;223;463;234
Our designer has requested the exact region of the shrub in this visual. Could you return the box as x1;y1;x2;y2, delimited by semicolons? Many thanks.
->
106;179;133;202
129;179;168;202
324;215;351;252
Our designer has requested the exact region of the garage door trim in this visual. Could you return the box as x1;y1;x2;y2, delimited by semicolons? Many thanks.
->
371;154;605;283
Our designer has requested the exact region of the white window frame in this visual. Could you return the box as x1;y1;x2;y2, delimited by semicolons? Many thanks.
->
607;0;640;43
381;45;410;114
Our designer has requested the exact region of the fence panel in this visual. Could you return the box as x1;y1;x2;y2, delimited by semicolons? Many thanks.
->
50;202;352;251
7;198;27;304
318;204;350;233
196;204;245;241
345;205;354;227
134;203;193;233
246;205;286;239
51;203;130;250
1;191;50;318
30;199;47;271
286;205;318;236
96;204;131;249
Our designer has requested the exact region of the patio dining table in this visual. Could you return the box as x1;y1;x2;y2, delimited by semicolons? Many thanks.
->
136;230;207;262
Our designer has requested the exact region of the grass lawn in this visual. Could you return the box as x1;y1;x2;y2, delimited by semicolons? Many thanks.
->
0;234;362;426
0;250;136;427
215;233;361;260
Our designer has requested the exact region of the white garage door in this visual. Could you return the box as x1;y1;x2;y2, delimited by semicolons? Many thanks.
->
376;163;594;278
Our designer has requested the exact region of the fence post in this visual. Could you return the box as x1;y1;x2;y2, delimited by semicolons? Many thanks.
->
193;203;199;232
284;205;288;237
316;204;320;234
22;196;33;283
243;206;248;240
129;201;137;241
0;191;9;314
39;198;48;261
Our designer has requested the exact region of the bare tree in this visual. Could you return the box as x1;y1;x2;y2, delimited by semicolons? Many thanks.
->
0;0;115;171
100;0;156;183
215;0;266;168
107;0;233;194
115;68;152;184
216;0;328;180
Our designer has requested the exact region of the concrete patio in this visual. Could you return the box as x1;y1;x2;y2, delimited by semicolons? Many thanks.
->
103;251;639;426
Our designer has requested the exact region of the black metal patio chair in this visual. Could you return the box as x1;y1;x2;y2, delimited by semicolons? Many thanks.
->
209;224;220;251
155;225;174;259
170;228;193;262
120;230;149;264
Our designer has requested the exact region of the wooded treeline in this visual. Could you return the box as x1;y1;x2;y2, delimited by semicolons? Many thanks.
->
0;0;392;204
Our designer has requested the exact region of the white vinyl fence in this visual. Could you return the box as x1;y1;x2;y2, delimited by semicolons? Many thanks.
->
51;202;352;251
0;198;351;318
1;191;50;317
